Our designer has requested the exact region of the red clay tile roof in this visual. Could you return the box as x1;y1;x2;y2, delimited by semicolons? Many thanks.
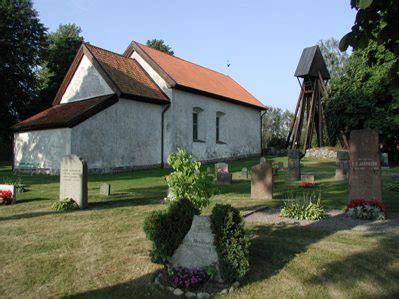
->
12;95;118;132
52;44;169;105
124;41;266;109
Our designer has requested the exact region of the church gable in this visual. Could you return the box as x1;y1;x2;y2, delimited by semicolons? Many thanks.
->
61;55;114;104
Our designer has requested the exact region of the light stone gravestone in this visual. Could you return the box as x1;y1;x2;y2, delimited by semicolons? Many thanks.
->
60;155;88;209
170;215;221;281
0;184;16;204
260;157;267;164
349;129;382;201
335;151;350;180
100;183;111;196
240;167;248;179
251;162;273;199
288;150;301;180
381;153;389;168
301;175;315;183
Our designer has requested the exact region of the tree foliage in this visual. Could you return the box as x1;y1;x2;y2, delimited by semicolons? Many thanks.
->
146;39;174;55
36;24;84;113
262;107;292;148
0;0;47;146
318;38;350;79
324;41;398;148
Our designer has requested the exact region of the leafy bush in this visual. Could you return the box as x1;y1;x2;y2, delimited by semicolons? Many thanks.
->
143;198;199;264
210;204;250;282
166;147;213;209
346;199;386;220
52;198;79;211
281;192;327;220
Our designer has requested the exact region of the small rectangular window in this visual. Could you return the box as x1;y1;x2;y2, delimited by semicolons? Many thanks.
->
193;113;198;140
216;116;220;142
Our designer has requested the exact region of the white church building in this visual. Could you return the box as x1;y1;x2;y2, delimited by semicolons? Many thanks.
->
12;41;266;173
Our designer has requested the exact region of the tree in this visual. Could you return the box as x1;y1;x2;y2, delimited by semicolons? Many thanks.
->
324;41;398;151
262;107;293;149
0;0;47;158
146;39;174;55
318;38;350;79
36;24;84;113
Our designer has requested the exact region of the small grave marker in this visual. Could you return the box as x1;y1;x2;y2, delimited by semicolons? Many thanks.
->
301;175;315;183
100;183;111;196
240;167;248;179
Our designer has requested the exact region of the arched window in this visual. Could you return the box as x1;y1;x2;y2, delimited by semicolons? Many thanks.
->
216;111;225;143
193;107;204;142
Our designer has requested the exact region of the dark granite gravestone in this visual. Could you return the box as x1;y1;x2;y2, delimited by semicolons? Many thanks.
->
100;183;111;196
288;150;301;180
349;129;382;201
60;155;88;209
251;162;273;199
335;151;350;180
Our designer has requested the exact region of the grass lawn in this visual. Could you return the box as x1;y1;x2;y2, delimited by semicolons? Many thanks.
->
0;157;398;298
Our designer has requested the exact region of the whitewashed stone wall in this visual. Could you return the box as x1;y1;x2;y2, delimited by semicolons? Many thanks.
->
71;98;163;170
13;128;72;172
61;55;114;104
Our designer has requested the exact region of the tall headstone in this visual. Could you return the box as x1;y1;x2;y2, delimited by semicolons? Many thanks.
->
170;215;221;281
0;184;16;204
251;162;273;199
60;155;88;209
349;129;382;201
335;151;350;180
288;150;301;180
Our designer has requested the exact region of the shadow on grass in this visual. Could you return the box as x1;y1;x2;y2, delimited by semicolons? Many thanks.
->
65;272;174;299
243;215;399;297
16;197;50;204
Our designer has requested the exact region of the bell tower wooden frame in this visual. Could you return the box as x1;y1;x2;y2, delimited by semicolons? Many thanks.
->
286;46;330;152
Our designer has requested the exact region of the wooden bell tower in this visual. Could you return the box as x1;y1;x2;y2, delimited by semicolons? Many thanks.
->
286;45;330;152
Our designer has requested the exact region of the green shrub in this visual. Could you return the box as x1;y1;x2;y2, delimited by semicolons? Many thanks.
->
210;204;250;282
143;198;199;264
166;147;213;209
280;192;327;220
52;198;79;211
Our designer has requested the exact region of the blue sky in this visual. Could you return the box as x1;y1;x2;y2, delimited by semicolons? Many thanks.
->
34;0;356;111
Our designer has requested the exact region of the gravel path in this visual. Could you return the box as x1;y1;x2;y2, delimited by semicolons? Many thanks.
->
244;208;399;234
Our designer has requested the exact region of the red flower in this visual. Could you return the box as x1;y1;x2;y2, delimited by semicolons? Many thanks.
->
346;198;387;218
0;190;13;205
299;182;314;188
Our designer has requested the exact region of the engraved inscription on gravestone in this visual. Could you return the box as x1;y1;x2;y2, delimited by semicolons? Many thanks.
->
170;215;221;281
60;155;88;209
349;129;382;201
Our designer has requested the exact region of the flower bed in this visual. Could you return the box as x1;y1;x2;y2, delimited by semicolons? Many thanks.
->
346;199;387;220
165;263;213;290
299;181;315;188
0;190;13;205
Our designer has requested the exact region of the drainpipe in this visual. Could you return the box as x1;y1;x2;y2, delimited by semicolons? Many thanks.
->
161;103;171;168
260;110;267;155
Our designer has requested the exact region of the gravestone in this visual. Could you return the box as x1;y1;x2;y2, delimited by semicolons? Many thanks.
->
301;175;315;183
349;129;382;201
260;157;267;164
251;162;273;199
381;153;389;168
288;150;301;180
240;167;248;179
170;215;221;281
100;183;111;196
0;184;16;204
335;151;350;180
216;172;232;185
60;155;88;209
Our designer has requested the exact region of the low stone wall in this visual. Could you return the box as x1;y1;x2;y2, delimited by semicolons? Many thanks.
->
305;147;339;160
